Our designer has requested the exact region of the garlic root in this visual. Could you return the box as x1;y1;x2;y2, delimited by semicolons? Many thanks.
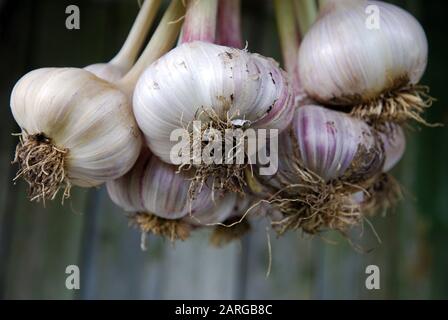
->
361;173;403;215
130;212;191;242
181;108;250;199
350;85;436;129
266;163;366;235
13;133;70;203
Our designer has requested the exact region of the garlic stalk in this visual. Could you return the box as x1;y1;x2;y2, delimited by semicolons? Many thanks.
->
180;0;218;44
274;0;302;99
294;0;318;35
253;105;385;234
85;0;162;82
11;0;185;202
298;0;431;126
133;41;294;195
216;0;243;49
106;149;238;241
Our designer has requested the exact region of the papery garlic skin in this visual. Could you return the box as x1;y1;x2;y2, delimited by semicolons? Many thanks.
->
277;105;384;183
140;156;211;219
11;68;141;187
183;193;241;226
106;149;237;221
133;41;294;163
380;124;406;172
84;63;127;83
298;0;428;104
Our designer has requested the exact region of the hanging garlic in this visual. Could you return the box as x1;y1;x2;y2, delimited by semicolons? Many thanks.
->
133;41;294;194
298;0;431;126
253;105;385;234
10;0;185;202
106;149;238;241
277;105;384;184
84;0;161;82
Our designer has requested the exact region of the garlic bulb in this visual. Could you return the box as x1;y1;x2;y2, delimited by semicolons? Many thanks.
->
133;41;294;192
106;149;238;222
85;0;162;83
276;105;384;184
298;0;430;124
10;0;185;202
11;68;141;196
106;149;238;240
253;105;385;234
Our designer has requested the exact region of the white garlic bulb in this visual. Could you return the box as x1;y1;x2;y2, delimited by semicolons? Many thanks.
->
85;0;162;83
106;149;237;222
10;0;185;202
298;0;429;124
11;68;141;195
133;40;294;166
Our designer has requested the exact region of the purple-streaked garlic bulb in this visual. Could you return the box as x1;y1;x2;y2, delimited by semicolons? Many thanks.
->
298;0;430;124
133;41;294;192
275;105;384;186
253;105;386;235
106;149;237;222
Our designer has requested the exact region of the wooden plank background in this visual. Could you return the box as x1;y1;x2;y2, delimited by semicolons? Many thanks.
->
0;0;447;299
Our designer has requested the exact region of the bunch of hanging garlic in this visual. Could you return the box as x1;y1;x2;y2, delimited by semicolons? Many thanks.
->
9;0;433;245
241;0;423;237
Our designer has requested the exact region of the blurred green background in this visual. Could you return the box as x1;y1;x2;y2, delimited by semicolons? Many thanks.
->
0;0;447;299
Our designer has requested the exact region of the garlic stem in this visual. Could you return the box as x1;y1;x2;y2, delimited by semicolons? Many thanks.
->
110;0;162;71
119;0;185;94
274;0;301;95
180;0;218;44
293;0;317;35
216;0;243;49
